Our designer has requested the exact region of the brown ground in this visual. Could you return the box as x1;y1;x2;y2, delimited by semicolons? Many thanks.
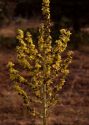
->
0;45;89;125
0;18;41;37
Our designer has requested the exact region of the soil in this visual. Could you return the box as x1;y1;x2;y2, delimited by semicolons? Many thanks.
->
0;18;41;37
0;46;89;125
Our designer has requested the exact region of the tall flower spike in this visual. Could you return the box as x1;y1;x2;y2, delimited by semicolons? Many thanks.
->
42;0;51;41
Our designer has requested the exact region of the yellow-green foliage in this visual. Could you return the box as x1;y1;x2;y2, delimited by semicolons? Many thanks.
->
8;0;73;124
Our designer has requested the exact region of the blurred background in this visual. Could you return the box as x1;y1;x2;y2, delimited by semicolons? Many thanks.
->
0;0;89;125
0;0;89;48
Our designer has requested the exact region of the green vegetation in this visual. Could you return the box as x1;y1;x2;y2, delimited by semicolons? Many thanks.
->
8;0;73;125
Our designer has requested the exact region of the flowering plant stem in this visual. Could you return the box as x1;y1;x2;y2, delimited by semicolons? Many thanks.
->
42;83;47;125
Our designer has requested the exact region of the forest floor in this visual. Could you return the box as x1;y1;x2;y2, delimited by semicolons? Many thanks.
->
0;44;89;125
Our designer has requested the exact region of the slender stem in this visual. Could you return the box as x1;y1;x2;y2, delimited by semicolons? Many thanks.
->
42;83;47;125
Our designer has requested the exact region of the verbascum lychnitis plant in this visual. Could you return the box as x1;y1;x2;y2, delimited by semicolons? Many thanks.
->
7;0;73;125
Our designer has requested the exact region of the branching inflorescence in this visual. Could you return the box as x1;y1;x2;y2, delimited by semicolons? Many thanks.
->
8;0;73;125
